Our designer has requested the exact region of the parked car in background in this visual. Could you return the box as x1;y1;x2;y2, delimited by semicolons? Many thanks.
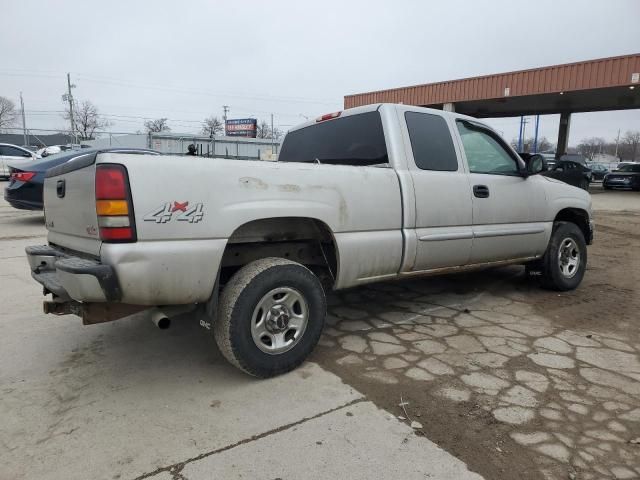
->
560;153;589;166
520;154;591;190
587;162;609;181
0;143;40;179
614;161;638;171
603;163;640;190
4;148;160;210
545;160;592;190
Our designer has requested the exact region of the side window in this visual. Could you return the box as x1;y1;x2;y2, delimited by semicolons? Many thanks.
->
456;122;519;175
4;146;29;157
405;112;458;171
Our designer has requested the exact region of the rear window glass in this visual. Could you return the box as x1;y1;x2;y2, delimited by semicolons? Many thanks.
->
405;112;458;171
278;111;388;166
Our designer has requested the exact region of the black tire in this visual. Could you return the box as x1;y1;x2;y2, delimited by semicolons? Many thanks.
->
214;257;326;378
603;185;612;190
539;221;587;291
580;179;590;191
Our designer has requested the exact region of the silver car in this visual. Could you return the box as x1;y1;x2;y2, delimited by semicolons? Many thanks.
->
0;143;40;179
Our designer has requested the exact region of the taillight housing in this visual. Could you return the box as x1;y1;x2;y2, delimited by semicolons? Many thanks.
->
95;164;136;243
11;171;36;183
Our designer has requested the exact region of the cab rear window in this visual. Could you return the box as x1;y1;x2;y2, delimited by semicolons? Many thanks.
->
278;111;388;166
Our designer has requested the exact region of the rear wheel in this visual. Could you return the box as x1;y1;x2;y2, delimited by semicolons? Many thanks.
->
214;257;326;377
538;222;587;291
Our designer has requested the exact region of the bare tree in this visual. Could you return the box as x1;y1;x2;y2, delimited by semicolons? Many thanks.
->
201;116;223;137
0;96;17;130
63;100;111;140
256;120;283;140
622;130;640;161
576;137;606;160
144;118;171;133
510;136;553;153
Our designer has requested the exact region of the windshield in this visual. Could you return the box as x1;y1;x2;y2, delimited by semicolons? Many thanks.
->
618;164;640;172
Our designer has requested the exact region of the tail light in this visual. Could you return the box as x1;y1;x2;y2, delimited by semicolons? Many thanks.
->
11;171;36;183
95;164;136;242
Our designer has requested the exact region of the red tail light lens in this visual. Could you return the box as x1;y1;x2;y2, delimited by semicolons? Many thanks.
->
95;164;136;243
96;166;127;199
99;227;134;241
11;171;36;183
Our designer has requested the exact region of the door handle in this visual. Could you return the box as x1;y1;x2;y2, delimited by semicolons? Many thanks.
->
473;184;490;198
56;179;66;198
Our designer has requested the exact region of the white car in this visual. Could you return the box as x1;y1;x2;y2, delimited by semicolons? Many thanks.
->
26;103;593;377
0;143;40;179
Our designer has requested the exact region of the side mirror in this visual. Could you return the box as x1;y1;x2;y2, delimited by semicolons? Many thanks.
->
526;155;547;175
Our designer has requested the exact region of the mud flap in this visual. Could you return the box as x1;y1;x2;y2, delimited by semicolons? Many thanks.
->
199;273;220;331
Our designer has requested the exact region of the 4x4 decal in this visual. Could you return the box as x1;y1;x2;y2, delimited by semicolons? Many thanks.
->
144;201;204;224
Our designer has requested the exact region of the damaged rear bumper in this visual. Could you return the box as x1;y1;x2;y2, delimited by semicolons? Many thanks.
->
26;245;121;303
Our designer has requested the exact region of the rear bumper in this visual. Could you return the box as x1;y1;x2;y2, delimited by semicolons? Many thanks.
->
4;195;43;210
4;183;44;210
26;245;121;302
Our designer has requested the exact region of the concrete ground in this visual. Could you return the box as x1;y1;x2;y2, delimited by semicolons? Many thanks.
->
1;186;639;480
0;194;481;480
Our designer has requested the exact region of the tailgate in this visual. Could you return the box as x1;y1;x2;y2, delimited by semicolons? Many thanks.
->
43;152;101;257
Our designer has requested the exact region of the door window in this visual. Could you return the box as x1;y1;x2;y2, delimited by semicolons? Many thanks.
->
0;146;30;157
405;112;458;171
457;122;519;175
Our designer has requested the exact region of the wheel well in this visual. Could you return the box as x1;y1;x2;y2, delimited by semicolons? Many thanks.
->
554;208;591;244
220;217;338;288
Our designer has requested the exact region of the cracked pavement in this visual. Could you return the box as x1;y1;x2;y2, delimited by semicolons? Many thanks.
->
1;189;640;480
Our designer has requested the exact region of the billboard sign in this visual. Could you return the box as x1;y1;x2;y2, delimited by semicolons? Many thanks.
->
226;118;257;138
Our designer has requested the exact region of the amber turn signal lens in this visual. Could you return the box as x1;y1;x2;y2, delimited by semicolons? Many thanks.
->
96;199;129;216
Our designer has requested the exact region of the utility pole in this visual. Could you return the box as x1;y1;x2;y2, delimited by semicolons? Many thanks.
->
222;105;229;135
614;129;621;158
64;73;76;141
270;113;275;154
532;115;540;153
518;116;530;152
19;92;27;147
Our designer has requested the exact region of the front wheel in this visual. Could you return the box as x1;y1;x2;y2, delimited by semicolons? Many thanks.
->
214;257;326;377
539;222;587;291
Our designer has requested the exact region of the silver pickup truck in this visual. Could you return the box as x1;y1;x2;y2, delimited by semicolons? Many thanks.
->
26;103;593;377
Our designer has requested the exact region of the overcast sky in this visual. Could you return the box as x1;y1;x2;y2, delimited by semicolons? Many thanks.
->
1;0;639;146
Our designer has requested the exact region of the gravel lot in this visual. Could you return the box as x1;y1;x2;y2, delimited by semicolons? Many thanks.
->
1;186;639;480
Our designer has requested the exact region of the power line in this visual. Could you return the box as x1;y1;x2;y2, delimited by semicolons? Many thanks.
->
0;69;338;106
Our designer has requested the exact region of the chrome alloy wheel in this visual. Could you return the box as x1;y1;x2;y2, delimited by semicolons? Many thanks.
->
251;287;309;354
558;237;580;278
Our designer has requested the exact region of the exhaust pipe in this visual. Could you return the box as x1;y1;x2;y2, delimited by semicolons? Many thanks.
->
150;308;171;329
